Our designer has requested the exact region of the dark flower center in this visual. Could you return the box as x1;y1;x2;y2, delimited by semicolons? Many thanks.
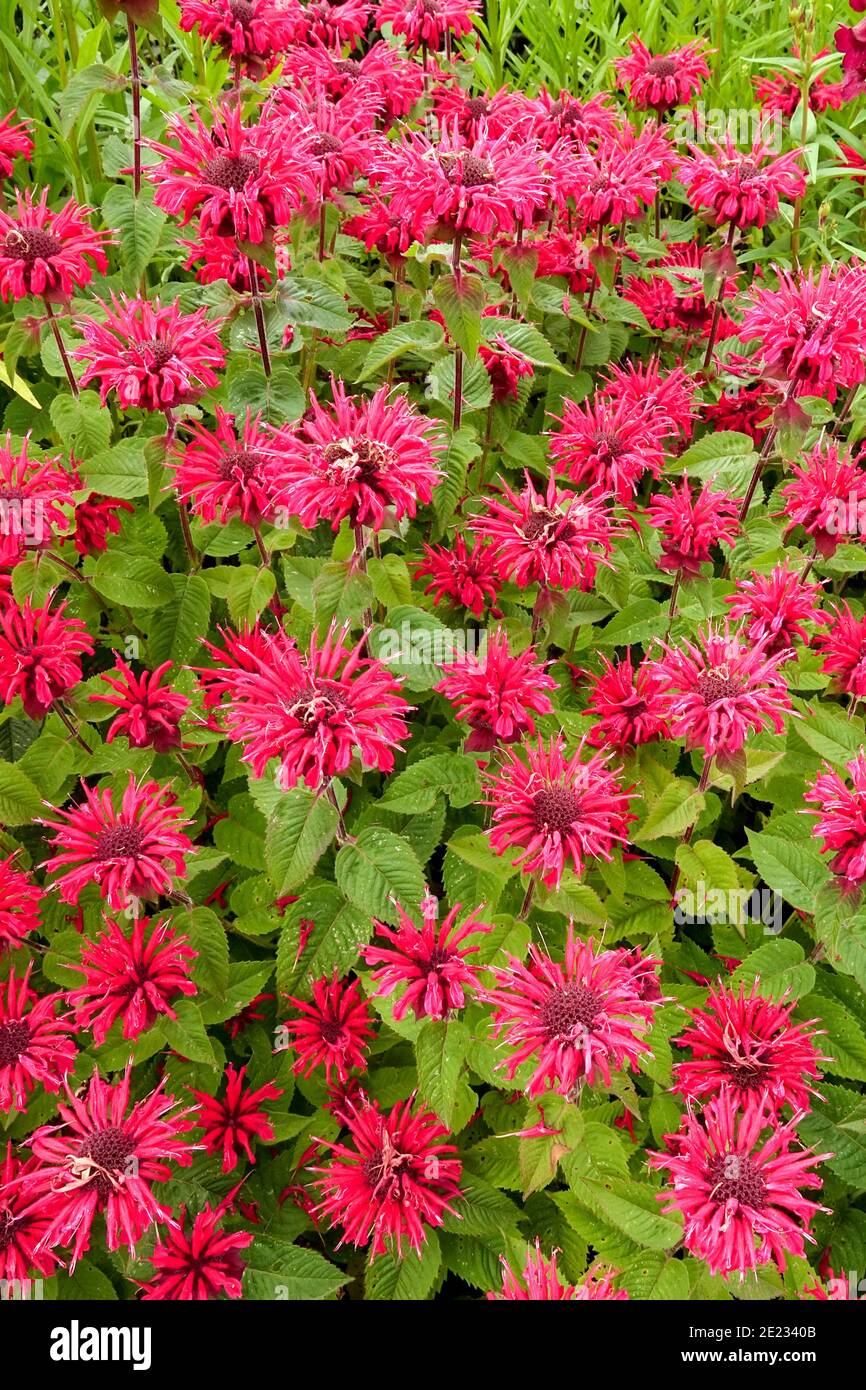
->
464;97;490;120
311;133;343;157
95;823;146;860
228;0;256;22
321;436;395;481
458;153;496;188
140;338;175;372
219;448;261;481
4;227;62;263
522;507;575;545
77;1126;138;1199
647;56;678;78
203;153;258;193
594;429;627;460
0;1018;31;1066
363;1143;410;1194
696;669;744;705
319;1017;347;1045
725;1060;768;1090
0;1209;15;1251
335;59;362;78
532;787;581;835
588;174;611;194
706;1152;767;1209
287;684;349;728
542;983;604;1037
420;0;442;13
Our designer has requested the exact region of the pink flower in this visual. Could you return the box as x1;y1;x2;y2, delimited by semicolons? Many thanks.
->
677;136;805;229
278;85;378;200
564;125;668;227
479;310;535;401
0;597;93;720
0;855;43;952
702;383;773;443
0;1143;60;1281
415;534;502;617
0;431;76;563
584;651;668;750
673;981;825;1116
201;622;410;789
269;382;443;532
374;0;477;52
42;776;194;912
529;90;620;151
806;751;866;891
815;601;866;697
343;191;432;258
67;915;197;1044
646;477;741;577
283;973;375;1083
0;110;34;177
292;0;371;48
480;925;660;1096
170;407;275;526
737;265;866;401
435;628;555;751
650;1093;831;1278
725;563;826;656
485;735;634;890
836;18;866;100
616;37;710;112
780;441;866;558
72;491;134;555
312;1095;462;1258
140;1203;254;1300
0;188;111;301
75;295;225;412
363;892;491;1020
182;229;274;290
549;394;666;504
0;967;77;1112
648;622;793;759
623;240;737;340
284;40;424;122
91;659;190;753
602;359;697;440
755;50;845;116
433;85;534;141
190;1064;282;1173
179;0;296;72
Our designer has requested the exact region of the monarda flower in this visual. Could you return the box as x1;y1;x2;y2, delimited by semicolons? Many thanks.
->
170;407;274;528
140;1203;254;1300
278;86;378;201
0;432;76;563
282;973;375;1083
529;90;620;151
41;775;194;912
268;382;443;532
584;652;667;751
650;1093;831;1278
0;597;93;720
201;622;410;789
672;981;825;1117
754;50;844;116
374;0;477;53
601;360;697;441
75;295;225;412
0;855;42;952
71;487;134;557
363;892;491;1020
292;0;371;48
780;441;866;558
806;750;866;892
470;470;617;593
177;0;297;76
616;36;710;112
284;40;424;122
91;660;190;753
190;1064;282;1173
312;1095;462;1258
480;926;660;1096
485;735;634;891
563;126;667;227
0;1143;60;1282
623;240;737;341
435;628;555;752
737;265;866;402
549;395;666;505
702;383;773;443
836;17;866;99
648;622;793;759
0;188;111;301
0;110;34;176
343;191;432;259
67;915;197;1044
0;966;77;1113
677;136;805;229
488;1241;627;1300
815;601;866;697
415;534;502;617
479;312;535;401
725;563;826;657
646;477;741;577
432;85;534;141
15;1065;195;1266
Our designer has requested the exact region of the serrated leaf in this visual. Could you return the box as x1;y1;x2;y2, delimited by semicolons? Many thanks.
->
335;827;425;924
265;789;339;895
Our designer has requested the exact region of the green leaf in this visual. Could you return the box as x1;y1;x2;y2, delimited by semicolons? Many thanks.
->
178;907;229;997
102;184;166;291
0;760;44;824
745;830;829;912
358;320;445;380
365;1236;441;1300
596;599;666;648
800;993;866;1082
92;552;176;609
731;939;815;1002
480;316;564;370
148;574;211;666
50;390;112;456
415;1017;471;1127
798;1084;866;1188
335;827;425;924
80;441;148;499
265;789;339;895
243;1239;349;1300
567;1176;682;1251
274;276;353;335
158;999;219;1066
620;1252;690;1300
635;780;705;842
432;270;485;358
277;887;372;999
59;63;126;136
380;753;481;814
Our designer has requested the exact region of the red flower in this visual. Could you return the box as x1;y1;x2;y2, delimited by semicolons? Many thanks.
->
72;492;134;555
584;651;667;750
563;126;667;227
650;1092;830;1278
529;90;620;151
737;265;866;401
0;431;75;563
755;50;845;116
815;601;866;697
480;926;660;1096
478;309;535;401
435;627;555;751
432;85;534;141
702;383;773;443
485;735;634;890
780;441;866;558
140;1202;254;1300
623;240;737;341
282;972;375;1083
806;750;866;892
648;622;793;758
91;659;190;753
549;394;666;504
0;1143;60;1281
312;1095;462;1257
170;408;274;527
0;966;77;1112
178;0;297;74
725;562;826;656
470;470;617;592
0;110;34;176
836;18;866;99
415;534;502;617
488;1241;627;1299
616;37;710;112
75;295;225;412
292;0;372;48
41;775;194;912
0;188;110;302
202;621;410;789
15;1065;195;1266
191;1064;282;1172
67;915;197;1044
677;136;805;229
182;229;276;290
375;0;477;52
0;597;93;720
278;85;378;200
343;191;432;258
673;981;825;1117
646;477;741;576
363;891;491;1020
284;40;424;122
0;855;43;952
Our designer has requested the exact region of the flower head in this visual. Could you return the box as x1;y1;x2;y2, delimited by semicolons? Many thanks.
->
806;750;866;892
0;432;75;564
374;0;477;52
584;651;668;750
292;0;371;48
0;597;93;720
564;125;667;227
0;110;33;177
0;1143;60;1281
75;295;225;412
646;476;741;577
737;265;866;401
364;893;491;1020
0;856;43;952
178;0;296;74
435;628;555;751
91;660;190;753
140;1203;254;1300
415;534;502;617
170;408;275;527
677;136;805;229
190;1064;282;1173
780;441;866;558
814;601;866;697
0;188;110;301
725;563;825;656
283;973;375;1083
67;915;197;1045
0;967;77;1112
549;394;666;504
623;240;737;340
616;37;710;112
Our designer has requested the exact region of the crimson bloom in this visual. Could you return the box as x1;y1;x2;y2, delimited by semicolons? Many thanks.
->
602;359;697;441
616;37;710;112
279;85;378;201
485;735;634;891
67;915;197;1045
584;652;667;750
737;265;866;402
0;1143;60;1281
549;395;666;505
285;40;424;122
75;295;225;412
725;563;826;656
71;488;134;556
415;534;502;617
488;1241;627;1299
0;431;75;563
815;601;866;697
178;0;296;74
375;0;477;52
646;477;741;577
755;51;844;116
91;660;190;753
282;973;374;1083
363;892;491;1020
191;1064;282;1173
435;628;555;752
702;384;773;444
780;441;866;558
0;597;93;720
0;966;77;1112
677;136;805;229
806;751;866;892
41;775;194;912
292;0;371;48
170;407;275;527
650;1092;830;1278
529;90;620;151
0;110;34;176
0;855;43;952
563;126;667;227
623;240;737;341
480;926;661;1096
312;1095;462;1258
140;1202;253;1300
0;188;111;302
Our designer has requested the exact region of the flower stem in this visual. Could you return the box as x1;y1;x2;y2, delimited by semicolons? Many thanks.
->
127;16;141;197
701;222;736;375
248;259;271;378
666;569;682;630
451;230;464;431
518;877;536;921
737;421;780;525
326;780;349;844
55;701;92;755
44;300;78;396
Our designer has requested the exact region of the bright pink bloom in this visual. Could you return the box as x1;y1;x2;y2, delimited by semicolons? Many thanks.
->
284;40;424;122
178;0;297;73
677;136;805;229
312;1095;462;1257
755;51;844;116
725;563;826;656
0;597;93;719
0;1143;60;1281
549;394;666;504
479;310;535;401
375;0;477;52
702;383;773;443
41;776;193;912
72;490;134;556
170;407;275;526
480;926;660;1096
0;431;75;563
283;973;375;1083
291;0;371;48
190;1064;282;1173
806;751;866;892
0;188;110;301
0;855;42;952
564;125;668;226
529;90;620;151
737;265;866;401
650;1093;830;1278
616;37;710;112
432;85;534;141
182;229;274;290
343;191;432;258
415;534;502;617
202;622;410;790
780;441;866;558
623;240;737;340
0;110;33;176
485;735;634;890
584;652;667;750
91;660;190;753
278;86;378;200
435;628;555;751
75;295;225;412
815;601;866;697
363;892;491;1020
602;360;697;440
0;967;76;1112
67;915;197;1045
646;477;741;576
140;1203;254;1300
